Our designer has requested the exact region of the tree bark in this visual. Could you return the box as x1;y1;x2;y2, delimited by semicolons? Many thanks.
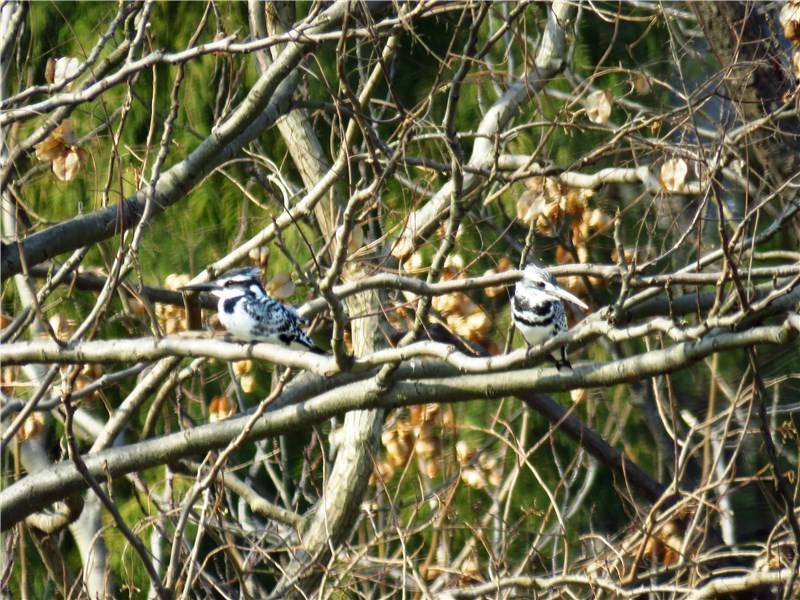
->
250;3;385;595
692;1;800;182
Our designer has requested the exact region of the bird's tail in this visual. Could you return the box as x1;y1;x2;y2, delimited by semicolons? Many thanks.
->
297;332;326;355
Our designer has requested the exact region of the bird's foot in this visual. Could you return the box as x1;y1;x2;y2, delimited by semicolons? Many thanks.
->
552;358;572;371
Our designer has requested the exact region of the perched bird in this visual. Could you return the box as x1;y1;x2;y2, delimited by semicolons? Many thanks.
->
180;267;324;354
512;263;588;369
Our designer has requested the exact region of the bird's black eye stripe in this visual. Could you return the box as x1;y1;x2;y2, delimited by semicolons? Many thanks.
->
536;281;545;288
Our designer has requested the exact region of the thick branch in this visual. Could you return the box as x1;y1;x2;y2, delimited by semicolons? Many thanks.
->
1;320;792;530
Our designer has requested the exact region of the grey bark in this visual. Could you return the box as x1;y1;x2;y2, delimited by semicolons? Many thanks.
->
250;3;385;595
692;1;800;183
1;319;793;532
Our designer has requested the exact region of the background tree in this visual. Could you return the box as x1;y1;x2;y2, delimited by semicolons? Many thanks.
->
1;1;799;598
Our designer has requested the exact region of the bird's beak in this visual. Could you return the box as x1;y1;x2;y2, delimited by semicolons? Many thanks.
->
547;282;589;311
179;282;221;293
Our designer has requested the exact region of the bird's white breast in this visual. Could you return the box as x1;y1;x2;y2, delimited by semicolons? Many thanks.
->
217;297;261;342
516;319;551;347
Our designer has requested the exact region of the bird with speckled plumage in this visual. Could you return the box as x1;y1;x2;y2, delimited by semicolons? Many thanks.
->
180;267;324;354
512;263;588;369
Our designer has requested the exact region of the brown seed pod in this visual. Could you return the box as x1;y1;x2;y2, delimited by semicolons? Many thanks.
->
17;413;45;441
233;359;253;375
209;395;236;422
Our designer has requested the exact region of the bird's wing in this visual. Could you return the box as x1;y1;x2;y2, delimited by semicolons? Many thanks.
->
258;297;308;325
284;303;308;324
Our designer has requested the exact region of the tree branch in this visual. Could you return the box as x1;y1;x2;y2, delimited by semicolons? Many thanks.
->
0;2;350;281
1;320;793;531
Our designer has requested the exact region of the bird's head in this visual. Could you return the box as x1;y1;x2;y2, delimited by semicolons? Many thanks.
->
179;267;266;300
519;264;589;311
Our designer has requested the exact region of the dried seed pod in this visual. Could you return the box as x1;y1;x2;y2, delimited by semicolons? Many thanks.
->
464;310;492;343
390;235;414;261
35;122;78;160
442;254;465;280
73;364;103;402
18;413;45;441
209;395;236;422
487;467;502;488
1;366;18;394
575;241;590;265
461;468;486;489
611;247;638;264
425;459;440;479
497;257;514;272
233;359;252;375
396;419;415;438
404;251;426;273
455;440;473;465
266;272;296;300
84;364;102;379
586;208;612;231
632;73;651;95
554;245;572;265
563;276;588;298
516;191;547;226
52;148;86;182
460;554;482;583
781;0;800;46
432;292;464;315
47;314;76;340
381;429;395;446
485;341;501;356
478;454;497;472
447;314;472;339
249;246;270;267
163;317;182;335
483;269;507;299
347;223;365;254
585;90;613;125
48;56;80;85
164;273;191;291
239;374;256;394
414;437;439;459
34;120;87;181
410;404;439;425
385;439;410;466
370;460;395;486
659;158;688;193
570;388;588;403
208;313;223;331
129;298;147;318
564;187;592;218
343;330;353;353
156;274;191;333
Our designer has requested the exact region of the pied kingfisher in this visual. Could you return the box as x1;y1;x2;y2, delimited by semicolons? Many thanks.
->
512;263;588;369
180;267;324;354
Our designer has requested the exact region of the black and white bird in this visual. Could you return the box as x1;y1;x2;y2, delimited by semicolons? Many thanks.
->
180;267;324;354
512;263;588;369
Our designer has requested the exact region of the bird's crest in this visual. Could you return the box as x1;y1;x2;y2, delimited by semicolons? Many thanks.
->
214;266;262;287
521;263;555;285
